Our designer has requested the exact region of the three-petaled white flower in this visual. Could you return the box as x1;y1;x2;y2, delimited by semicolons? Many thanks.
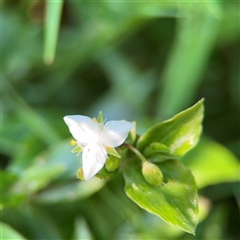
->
63;114;132;180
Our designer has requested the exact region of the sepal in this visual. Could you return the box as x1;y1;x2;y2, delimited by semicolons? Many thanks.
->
97;111;104;124
107;148;121;158
71;145;83;153
77;168;84;180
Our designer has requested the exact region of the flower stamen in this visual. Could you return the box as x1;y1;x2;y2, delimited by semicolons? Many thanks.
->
70;140;76;146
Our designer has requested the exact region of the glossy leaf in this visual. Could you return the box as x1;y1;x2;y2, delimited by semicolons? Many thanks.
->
137;99;204;158
123;159;198;234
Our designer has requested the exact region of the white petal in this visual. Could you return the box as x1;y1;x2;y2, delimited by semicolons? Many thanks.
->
63;115;98;144
100;121;133;148
82;143;107;180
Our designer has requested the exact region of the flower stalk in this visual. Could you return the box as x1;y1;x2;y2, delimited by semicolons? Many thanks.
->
123;143;147;163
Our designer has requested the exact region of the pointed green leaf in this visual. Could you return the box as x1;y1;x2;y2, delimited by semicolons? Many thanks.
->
181;137;240;188
123;159;198;234
137;99;204;158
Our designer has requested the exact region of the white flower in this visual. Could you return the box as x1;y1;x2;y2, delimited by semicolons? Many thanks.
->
63;114;132;180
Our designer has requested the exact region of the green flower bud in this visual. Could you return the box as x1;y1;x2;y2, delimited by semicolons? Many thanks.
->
77;167;84;180
96;166;118;180
105;155;120;172
142;162;163;187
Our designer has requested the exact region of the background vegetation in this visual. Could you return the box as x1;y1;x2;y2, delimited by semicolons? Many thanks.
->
1;0;239;239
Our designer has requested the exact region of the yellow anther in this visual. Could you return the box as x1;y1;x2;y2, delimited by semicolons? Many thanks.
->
70;140;76;146
93;117;97;122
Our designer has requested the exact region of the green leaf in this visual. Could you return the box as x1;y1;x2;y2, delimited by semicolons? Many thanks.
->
34;178;105;204
137;99;204;158
0;222;27;240
12;162;65;196
73;217;95;240
156;3;220;119
4;85;61;145
0;171;26;208
123;159;198;234
181;137;240;188
2;205;62;239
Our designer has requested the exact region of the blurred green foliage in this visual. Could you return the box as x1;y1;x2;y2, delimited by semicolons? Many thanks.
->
1;0;239;239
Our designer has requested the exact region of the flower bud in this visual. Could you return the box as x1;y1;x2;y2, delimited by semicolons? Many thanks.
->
142;162;163;187
105;155;120;172
77;167;84;180
96;166;118;180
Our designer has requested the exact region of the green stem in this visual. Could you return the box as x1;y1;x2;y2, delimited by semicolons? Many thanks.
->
123;143;147;163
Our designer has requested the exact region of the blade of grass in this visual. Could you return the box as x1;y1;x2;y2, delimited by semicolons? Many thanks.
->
43;0;63;65
157;2;221;119
4;81;60;145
